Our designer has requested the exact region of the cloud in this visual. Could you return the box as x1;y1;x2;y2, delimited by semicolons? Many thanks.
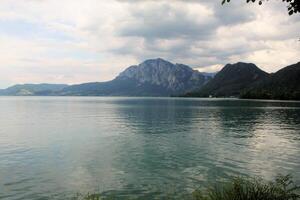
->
0;0;299;88
118;2;216;39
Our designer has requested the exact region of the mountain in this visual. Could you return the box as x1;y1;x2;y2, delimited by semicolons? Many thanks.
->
184;62;269;97
240;62;300;100
59;58;210;96
0;84;68;96
0;58;211;96
3;60;297;99
201;72;217;79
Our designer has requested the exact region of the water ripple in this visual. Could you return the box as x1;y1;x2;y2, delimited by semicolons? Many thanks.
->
0;97;299;199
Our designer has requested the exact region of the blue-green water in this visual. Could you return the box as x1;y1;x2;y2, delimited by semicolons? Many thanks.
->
0;97;300;199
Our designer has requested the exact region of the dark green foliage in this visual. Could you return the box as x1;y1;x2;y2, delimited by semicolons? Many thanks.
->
72;193;116;200
184;62;269;97
74;175;300;200
185;61;300;100
222;0;300;15
240;62;300;100
192;175;300;200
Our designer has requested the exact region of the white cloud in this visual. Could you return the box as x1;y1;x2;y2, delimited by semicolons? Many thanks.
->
0;0;299;88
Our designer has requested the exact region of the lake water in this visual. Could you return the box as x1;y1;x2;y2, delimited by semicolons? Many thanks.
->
0;97;300;199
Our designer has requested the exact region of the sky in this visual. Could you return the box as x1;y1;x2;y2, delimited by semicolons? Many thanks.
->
0;0;299;88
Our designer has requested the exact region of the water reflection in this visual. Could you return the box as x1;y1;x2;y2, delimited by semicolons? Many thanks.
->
245;108;300;180
0;97;299;199
105;99;300;198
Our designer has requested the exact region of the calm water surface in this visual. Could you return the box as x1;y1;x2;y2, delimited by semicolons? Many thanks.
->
0;97;300;199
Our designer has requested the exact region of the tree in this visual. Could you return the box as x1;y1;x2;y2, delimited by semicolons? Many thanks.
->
222;0;300;15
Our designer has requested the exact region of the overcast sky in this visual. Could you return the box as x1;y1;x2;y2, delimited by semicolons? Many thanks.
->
0;0;299;88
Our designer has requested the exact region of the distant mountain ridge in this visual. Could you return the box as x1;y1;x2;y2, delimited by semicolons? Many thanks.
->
1;59;299;100
60;58;211;96
0;59;212;96
200;72;217;79
184;62;270;97
0;84;68;96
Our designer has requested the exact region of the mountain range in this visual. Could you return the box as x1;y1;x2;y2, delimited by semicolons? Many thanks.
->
0;84;68;96
0;58;213;97
0;58;299;100
185;61;300;100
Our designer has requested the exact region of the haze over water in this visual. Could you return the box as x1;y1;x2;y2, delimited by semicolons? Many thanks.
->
0;97;300;199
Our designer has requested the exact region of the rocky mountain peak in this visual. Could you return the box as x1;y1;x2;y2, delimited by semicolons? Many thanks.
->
116;58;208;93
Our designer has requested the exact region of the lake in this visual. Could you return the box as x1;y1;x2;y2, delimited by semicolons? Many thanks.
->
0;97;300;199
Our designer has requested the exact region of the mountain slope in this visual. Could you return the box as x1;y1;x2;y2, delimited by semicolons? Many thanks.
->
240;62;300;100
201;72;217;79
185;62;269;97
0;84;68;96
58;79;171;96
60;58;210;96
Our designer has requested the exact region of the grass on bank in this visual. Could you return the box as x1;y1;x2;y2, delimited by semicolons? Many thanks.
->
193;174;300;200
75;175;300;200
